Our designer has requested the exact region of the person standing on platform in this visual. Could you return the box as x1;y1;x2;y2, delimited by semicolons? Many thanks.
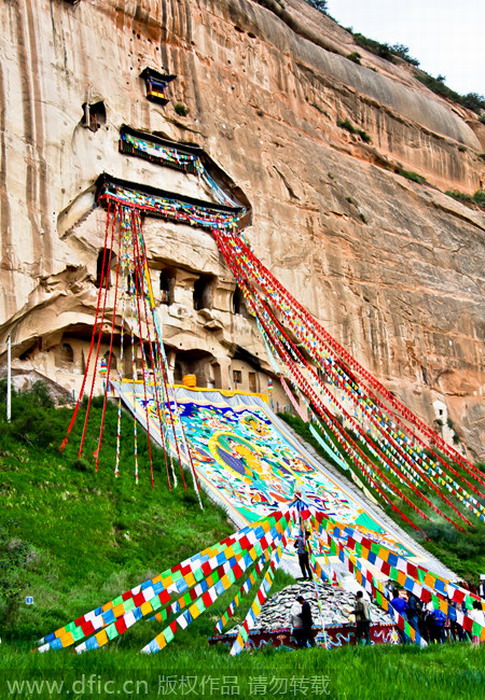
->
294;530;312;580
353;591;371;645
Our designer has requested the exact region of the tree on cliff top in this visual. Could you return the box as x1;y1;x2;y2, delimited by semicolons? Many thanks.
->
305;0;328;13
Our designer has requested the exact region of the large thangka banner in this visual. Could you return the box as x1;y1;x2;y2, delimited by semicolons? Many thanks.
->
114;382;431;567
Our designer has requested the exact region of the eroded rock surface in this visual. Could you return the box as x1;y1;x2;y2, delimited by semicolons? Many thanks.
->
0;0;483;456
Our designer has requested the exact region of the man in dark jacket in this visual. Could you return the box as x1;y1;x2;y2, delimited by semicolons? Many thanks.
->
294;531;312;580
296;595;316;647
407;592;421;632
353;591;371;644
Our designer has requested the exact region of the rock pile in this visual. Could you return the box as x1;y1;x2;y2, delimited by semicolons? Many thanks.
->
232;580;391;633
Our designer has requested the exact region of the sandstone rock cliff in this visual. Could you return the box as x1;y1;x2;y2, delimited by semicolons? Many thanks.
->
0;0;483;457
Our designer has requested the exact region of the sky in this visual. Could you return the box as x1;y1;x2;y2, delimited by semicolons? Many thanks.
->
325;0;485;96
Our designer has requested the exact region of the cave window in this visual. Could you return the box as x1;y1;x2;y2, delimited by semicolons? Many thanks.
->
421;365;428;385
96;248;114;288
159;270;175;305
81;101;106;133
173;362;183;384
232;285;244;314
193;274;214;311
104;351;117;371
248;372;257;393
140;68;176;106
233;370;242;385
58;343;74;367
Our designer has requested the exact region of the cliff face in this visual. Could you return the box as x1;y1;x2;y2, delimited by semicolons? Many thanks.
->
0;0;484;456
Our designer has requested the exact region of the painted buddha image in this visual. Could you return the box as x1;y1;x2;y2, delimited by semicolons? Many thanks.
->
240;413;272;438
208;432;298;501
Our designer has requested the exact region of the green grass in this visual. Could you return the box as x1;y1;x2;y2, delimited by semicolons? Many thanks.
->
0;383;238;641
0;642;483;699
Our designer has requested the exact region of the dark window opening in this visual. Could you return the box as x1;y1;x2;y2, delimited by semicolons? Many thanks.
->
248;372;257;393
96;248;114;288
58;343;74;367
159;269;175;305
173;349;217;389
193;274;215;311
81;101;106;133
104;351;117;371
211;362;222;389
233;370;242;385
421;365;428;385
232;285;243;314
173;362;183;384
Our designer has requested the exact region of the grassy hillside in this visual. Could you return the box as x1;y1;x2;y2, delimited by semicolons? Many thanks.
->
0;381;286;642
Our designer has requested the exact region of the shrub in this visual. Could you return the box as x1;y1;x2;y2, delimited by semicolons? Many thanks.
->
347;52;362;65
174;103;188;117
337;119;371;143
309;101;330;118
460;92;485;112
445;190;472;204
416;75;485;115
358;129;371;143
445;189;485;209
397;169;426;184
337;118;356;133
304;0;328;12
352;33;393;61
389;43;420;66
473;189;485;206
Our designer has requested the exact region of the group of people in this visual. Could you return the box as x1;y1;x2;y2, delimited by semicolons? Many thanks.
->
292;531;484;647
387;585;485;645
290;590;372;648
290;587;485;649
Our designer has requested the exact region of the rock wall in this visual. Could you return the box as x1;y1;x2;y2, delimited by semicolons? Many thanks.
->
0;0;484;457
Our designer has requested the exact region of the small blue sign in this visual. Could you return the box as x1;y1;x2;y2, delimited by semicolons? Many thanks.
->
25;596;34;606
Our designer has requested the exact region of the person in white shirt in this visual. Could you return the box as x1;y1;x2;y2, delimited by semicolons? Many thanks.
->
469;601;485;645
290;600;304;648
